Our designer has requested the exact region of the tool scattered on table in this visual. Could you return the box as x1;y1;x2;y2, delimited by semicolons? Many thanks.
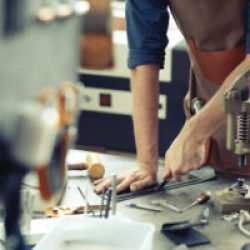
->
161;208;210;232
77;186;95;216
115;167;216;201
99;173;117;219
100;188;107;218
161;222;211;247
199;207;210;225
214;178;250;214
151;200;182;213
111;173;117;215
68;153;105;180
182;191;211;212
127;203;163;212
104;188;112;219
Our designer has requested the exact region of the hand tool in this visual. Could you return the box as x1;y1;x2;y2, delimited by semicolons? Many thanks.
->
100;188;107;218
104;188;112;219
115;166;215;201
69;153;105;180
151;200;182;213
199;207;210;225
162;209;210;232
85;153;105;180
111;173;117;215
77;186;95;216
182;191;211;211
162;219;209;232
127;203;163;212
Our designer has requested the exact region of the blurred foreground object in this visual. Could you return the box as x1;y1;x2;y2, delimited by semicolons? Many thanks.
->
68;153;105;180
81;0;114;69
0;1;88;249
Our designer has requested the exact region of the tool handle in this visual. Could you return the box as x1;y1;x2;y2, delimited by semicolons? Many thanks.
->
86;153;105;180
68;162;88;170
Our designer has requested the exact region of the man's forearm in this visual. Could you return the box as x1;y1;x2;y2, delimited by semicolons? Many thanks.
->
131;64;160;172
190;55;250;139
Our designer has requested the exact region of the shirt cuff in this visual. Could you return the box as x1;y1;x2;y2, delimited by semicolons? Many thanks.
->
127;49;165;69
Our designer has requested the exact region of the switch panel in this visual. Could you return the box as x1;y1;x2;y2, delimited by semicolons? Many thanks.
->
79;86;167;119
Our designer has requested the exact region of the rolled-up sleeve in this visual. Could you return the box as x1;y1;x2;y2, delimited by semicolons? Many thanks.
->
126;0;169;69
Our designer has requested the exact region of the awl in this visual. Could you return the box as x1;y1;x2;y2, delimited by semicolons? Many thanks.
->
127;203;162;212
182;191;211;211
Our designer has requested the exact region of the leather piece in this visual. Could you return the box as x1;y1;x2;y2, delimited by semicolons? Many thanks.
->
161;224;211;247
187;40;246;84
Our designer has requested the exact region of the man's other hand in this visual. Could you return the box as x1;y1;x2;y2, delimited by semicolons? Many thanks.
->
93;166;157;194
163;119;209;181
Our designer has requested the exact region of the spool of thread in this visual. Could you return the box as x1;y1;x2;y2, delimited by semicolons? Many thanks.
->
85;153;105;180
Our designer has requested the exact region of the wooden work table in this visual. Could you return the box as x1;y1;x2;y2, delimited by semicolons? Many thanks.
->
63;149;250;250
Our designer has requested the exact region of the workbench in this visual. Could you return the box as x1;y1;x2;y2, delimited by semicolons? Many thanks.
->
62;149;250;250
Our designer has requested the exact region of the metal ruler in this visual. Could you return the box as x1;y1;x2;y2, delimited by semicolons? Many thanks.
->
116;166;216;201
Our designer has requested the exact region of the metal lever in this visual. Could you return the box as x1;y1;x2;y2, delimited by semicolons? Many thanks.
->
151;200;182;213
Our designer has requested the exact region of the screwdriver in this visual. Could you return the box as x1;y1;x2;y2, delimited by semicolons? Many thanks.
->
182;191;211;211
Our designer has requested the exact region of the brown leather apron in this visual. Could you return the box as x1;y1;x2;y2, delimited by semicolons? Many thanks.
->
168;0;249;174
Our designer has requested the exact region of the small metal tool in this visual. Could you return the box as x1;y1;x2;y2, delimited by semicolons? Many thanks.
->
100;188;107;218
77;186;95;216
104;188;112;219
182;191;211;211
115;167;216;201
111;173;117;215
162;209;210;232
151;200;182;213
163;219;208;232
199;207;210;225
127;203;163;212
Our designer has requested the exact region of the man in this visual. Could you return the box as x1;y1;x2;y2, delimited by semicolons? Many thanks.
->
94;0;250;194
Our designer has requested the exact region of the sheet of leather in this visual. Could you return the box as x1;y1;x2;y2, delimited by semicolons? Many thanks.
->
161;226;211;247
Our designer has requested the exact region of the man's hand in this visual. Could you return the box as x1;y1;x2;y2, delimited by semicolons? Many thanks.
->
94;65;159;194
163;56;250;181
93;165;157;194
163;119;209;181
